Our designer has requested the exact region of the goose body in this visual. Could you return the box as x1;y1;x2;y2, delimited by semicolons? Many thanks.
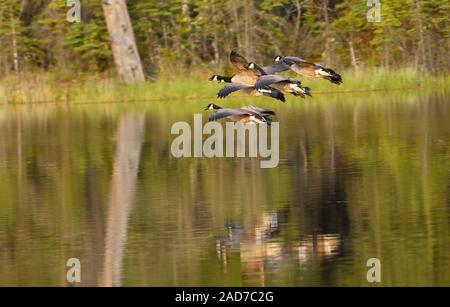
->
246;62;312;98
209;51;287;102
213;81;285;102
274;56;343;85
204;103;275;125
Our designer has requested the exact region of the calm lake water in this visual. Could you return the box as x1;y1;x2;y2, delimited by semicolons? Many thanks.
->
0;90;449;286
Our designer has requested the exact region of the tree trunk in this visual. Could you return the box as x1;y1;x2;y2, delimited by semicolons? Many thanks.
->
210;1;220;66
447;37;450;71
102;0;144;83
383;32;389;68
244;0;254;59
231;1;242;50
181;0;196;66
414;0;427;71
348;39;358;70
322;0;331;66
293;0;302;54
9;0;19;76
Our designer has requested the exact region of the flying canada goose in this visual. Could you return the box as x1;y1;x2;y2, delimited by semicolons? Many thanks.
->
204;103;274;125
227;50;261;86
210;74;285;102
273;56;343;85
246;62;312;98
209;51;286;102
228;50;286;78
226;50;293;83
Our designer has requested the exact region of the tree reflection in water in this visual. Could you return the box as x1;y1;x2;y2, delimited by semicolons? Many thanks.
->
100;113;145;287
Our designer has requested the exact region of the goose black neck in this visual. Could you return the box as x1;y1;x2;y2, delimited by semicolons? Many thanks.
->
252;64;266;75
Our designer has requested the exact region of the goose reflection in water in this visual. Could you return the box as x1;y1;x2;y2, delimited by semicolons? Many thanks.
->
294;234;342;268
215;212;343;285
215;212;282;285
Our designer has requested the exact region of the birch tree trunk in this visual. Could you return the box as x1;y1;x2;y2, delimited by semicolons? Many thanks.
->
244;0;254;59
414;0;427;71
322;0;331;66
102;0;144;83
9;0;19;76
293;0;302;53
348;39;358;70
210;1;220;66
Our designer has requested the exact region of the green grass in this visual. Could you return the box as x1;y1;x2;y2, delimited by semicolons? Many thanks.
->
0;68;449;104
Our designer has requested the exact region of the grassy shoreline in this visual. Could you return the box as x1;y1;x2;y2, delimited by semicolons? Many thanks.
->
0;69;449;104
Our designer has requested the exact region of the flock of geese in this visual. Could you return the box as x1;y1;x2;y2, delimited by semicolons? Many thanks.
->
205;50;343;125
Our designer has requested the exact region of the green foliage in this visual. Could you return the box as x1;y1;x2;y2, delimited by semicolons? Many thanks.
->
0;0;449;78
63;21;111;70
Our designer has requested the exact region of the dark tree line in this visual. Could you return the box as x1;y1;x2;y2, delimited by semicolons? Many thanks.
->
0;0;449;80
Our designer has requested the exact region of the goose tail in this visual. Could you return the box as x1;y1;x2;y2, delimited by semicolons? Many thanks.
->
303;86;312;97
260;87;286;103
323;69;343;85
